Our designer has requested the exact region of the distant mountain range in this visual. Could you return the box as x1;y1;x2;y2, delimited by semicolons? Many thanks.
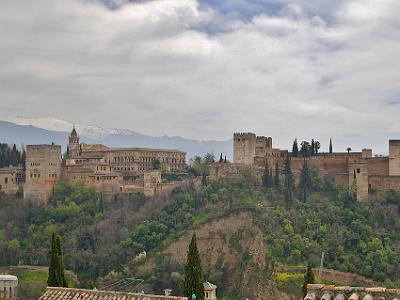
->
0;117;232;160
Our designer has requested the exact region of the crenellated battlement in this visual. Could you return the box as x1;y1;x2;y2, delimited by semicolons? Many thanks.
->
233;132;256;139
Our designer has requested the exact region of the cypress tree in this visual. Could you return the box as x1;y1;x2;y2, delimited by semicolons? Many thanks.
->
329;138;333;154
311;139;315;156
274;162;281;191
47;233;57;286
302;262;315;297
283;153;293;205
263;161;271;190
219;153;223;163
292;139;299;157
183;234;204;300
47;233;68;287
269;168;273;188
56;235;68;287
224;156;227;163
299;158;311;202
201;173;207;186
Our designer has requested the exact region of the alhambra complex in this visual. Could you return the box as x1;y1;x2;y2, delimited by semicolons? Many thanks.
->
211;133;400;202
2;129;400;203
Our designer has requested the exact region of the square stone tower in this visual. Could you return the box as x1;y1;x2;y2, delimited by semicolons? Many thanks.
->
233;133;257;165
24;144;62;204
389;140;400;176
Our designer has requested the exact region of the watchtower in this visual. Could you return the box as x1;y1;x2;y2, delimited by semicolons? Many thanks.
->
233;133;256;165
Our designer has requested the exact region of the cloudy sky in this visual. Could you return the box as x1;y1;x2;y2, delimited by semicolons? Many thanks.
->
1;0;400;153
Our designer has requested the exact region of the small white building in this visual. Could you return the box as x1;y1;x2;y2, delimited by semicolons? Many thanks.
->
0;275;18;300
204;282;217;300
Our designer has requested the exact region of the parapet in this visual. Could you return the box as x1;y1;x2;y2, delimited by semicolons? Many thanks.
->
304;284;400;300
233;132;256;139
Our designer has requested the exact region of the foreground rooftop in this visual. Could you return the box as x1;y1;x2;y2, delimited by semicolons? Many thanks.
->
39;287;187;300
305;284;400;300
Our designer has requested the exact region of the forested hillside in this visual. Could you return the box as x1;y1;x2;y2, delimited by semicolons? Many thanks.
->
1;167;400;298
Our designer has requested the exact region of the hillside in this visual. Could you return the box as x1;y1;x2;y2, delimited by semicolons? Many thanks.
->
2;167;400;299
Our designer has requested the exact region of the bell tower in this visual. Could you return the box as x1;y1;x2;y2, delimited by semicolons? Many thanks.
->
68;125;80;157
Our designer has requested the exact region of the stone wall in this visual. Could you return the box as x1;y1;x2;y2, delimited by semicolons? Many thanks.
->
0;167;22;194
24;144;61;204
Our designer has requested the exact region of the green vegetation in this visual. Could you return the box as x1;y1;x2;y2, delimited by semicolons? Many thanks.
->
183;234;204;300
2;163;400;297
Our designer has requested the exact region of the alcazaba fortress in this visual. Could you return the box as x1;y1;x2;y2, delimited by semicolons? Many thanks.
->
1;129;400;203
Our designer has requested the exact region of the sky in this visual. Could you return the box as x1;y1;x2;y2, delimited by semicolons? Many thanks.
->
0;0;400;153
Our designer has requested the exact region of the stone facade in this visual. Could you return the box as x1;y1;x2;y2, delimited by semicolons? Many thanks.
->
0;274;18;300
19;128;188;203
230;132;400;202
0;167;24;194
24;144;62;204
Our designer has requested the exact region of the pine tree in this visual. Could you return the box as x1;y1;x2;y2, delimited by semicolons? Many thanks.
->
299;158;311;202
219;153;223;163
274;162;281;191
292;139;299;157
183;234;204;300
283;153;293;205
302;262;315;297
329;138;333;154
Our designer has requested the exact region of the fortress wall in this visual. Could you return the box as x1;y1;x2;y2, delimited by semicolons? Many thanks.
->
367;157;389;176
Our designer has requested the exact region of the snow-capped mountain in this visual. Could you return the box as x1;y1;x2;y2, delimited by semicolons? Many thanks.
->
0;117;233;160
2;116;134;140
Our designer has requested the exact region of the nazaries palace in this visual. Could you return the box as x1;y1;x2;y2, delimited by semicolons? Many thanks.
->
210;132;400;202
1;127;187;204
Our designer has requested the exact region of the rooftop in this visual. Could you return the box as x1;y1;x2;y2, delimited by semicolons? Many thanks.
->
39;287;187;300
305;284;400;300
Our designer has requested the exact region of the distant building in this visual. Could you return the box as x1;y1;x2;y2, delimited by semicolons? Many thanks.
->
204;282;217;300
0;166;24;194
0;274;18;300
229;132;400;202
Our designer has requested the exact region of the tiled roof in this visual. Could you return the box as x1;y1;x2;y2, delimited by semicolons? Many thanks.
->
203;282;217;290
305;284;400;300
39;287;187;300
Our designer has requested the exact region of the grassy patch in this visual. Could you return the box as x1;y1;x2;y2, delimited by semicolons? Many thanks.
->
275;272;304;296
0;267;78;300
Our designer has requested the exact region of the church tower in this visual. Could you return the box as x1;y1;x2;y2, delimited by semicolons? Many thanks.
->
68;125;80;157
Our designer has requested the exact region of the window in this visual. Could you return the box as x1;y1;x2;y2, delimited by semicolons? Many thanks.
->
4;177;8;184
357;168;360;173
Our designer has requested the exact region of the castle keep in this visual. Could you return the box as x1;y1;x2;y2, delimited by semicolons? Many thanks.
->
231;133;400;202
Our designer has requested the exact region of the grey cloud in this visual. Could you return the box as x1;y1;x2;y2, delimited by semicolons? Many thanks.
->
0;0;400;154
